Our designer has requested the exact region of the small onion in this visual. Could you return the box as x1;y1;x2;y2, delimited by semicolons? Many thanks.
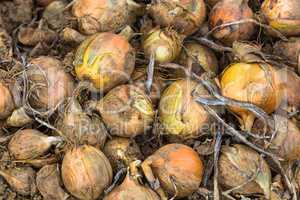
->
96;84;155;138
220;62;282;131
142;143;204;199
27;56;75;113
103;137;143;172
177;42;219;77
158;79;211;139
0;166;36;195
61;145;113;200
36;164;69;200
74;32;135;92
8;129;63;160
142;28;183;64
219;144;271;198
261;0;300;37
0;81;15;120
104;161;160;200
147;0;206;35
209;0;255;45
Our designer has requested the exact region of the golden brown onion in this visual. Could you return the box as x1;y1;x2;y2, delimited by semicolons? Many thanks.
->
261;0;300;37
8;129;63;160
147;0;206;35
220;62;283;131
61;145;113;200
219;144;271;198
0;81;14;120
74;32;135;92
142;143;204;199
96;84;154;138
27;56;75;113
37;164;69;200
158;79;211;139
103;137;143;172
209;0;255;45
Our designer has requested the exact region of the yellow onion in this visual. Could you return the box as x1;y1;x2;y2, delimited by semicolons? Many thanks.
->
61;145;113;200
6;107;32;127
27;56;75;113
103;137;143;172
104;161;160;200
0;81;15;119
209;0;255;45
96;84;154;138
273;37;300;70
177;42;219;77
36;164;69;200
252;115;300;161
142;143;204;199
0;167;36;195
56;99;108;148
74;32;135;92
158;79;211;139
261;0;300;37
142;28;183;64
147;0;206;35
219;144;271;198
8;129;63;160
220;62;283;131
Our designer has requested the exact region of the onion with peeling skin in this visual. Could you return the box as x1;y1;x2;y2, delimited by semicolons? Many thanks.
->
0;81;15;120
61;145;113;200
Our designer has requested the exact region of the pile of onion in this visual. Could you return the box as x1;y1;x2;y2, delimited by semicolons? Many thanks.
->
158;79;212;139
74;32;135;92
209;0;255;45
219;62;283;131
147;0;206;36
142;143;204;199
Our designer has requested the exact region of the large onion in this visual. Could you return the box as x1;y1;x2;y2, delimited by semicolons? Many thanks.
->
209;0;255;45
61;145;113;200
74;32;135;92
96;84;154;138
261;0;300;37
219;62;283;131
147;0;206;36
0;81;14;119
142;143;204;199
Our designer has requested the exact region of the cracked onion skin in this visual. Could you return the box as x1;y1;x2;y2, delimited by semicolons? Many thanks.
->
0;82;14;120
147;0;206;36
142;143;204;199
74;32;135;92
96;84;154;138
261;0;300;37
158;79;211;139
209;0;255;45
61;145;113;200
220;62;283;131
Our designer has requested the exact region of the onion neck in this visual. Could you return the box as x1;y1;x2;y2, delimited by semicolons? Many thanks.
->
119;25;134;41
240;113;256;132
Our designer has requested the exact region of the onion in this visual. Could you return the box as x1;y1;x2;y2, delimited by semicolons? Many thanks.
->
209;0;255;45
36;164;69;200
0;81;15;120
142;143;204;199
252;115;300;161
219;62;283;131
103;137;143;172
74;32;135;92
27;56;75;113
8;129;63;160
261;0;300;37
6;107;33;127
158;79;211;139
96;84;155;138
0;166;36;195
147;0;206;35
61;145;113;200
219;144;271;198
177;42;219;77
104;161;160;200
56;98;108;148
142;28;183;64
